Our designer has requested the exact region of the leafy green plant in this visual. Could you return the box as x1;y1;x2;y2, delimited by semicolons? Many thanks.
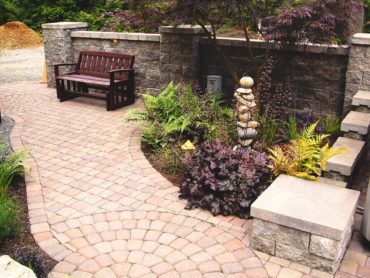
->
257;113;279;148
125;82;235;151
0;196;22;242
320;115;341;135
180;140;271;218
285;116;299;141
268;122;347;180
0;145;27;198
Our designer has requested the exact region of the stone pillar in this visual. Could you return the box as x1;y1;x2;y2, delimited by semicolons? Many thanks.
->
344;33;370;114
42;22;88;87
159;25;206;87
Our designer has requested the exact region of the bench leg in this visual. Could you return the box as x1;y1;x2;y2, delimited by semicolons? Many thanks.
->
58;80;80;102
127;79;135;105
106;92;113;111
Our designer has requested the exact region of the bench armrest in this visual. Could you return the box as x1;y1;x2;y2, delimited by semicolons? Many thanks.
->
109;68;134;85
54;63;77;77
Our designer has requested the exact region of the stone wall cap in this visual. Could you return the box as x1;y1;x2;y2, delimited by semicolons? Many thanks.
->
42;22;88;30
71;31;160;42
352;33;370;45
159;25;210;34
251;174;360;240
200;37;349;56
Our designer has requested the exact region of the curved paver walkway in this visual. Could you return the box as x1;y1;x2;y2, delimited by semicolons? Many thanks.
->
0;82;267;278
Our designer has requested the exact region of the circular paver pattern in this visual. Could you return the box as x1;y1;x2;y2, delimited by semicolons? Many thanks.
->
0;82;267;278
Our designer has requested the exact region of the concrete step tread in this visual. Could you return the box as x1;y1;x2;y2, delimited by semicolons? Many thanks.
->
352;90;370;108
326;137;365;176
341;111;370;135
317;177;347;188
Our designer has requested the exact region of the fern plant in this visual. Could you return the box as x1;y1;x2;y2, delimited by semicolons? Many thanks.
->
268;122;346;180
124;82;235;151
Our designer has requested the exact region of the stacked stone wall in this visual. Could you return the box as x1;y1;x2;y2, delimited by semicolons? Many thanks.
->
43;23;363;118
71;32;161;94
199;39;349;118
344;34;370;113
251;213;353;273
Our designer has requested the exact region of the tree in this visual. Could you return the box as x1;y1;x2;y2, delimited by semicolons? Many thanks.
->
169;0;358;112
0;0;19;24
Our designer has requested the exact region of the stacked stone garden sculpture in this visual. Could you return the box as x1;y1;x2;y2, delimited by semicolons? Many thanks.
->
235;77;259;147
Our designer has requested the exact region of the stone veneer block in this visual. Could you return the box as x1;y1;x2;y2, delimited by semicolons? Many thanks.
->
326;137;365;176
251;175;360;240
275;242;335;272
252;219;310;250
341;111;370;135
251;175;359;273
352;90;370;108
250;235;276;256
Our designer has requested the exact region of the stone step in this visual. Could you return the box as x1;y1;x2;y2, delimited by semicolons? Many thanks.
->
352;90;370;110
317;177;347;188
325;137;365;176
341;111;370;135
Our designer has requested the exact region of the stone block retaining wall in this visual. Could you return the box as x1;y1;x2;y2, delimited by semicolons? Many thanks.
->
199;39;349;118
43;22;368;118
344;34;370;113
71;31;161;94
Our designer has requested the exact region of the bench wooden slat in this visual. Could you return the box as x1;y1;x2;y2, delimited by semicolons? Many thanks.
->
57;74;128;86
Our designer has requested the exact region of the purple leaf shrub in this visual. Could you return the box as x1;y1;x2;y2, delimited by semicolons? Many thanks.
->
180;140;271;218
262;0;356;46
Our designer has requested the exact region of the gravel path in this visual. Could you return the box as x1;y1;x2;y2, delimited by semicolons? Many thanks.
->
0;47;44;83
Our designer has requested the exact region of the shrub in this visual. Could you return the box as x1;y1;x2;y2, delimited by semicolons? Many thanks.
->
268;122;347;180
125;82;236;151
262;0;356;45
319;115;341;135
179;140;271;218
0;196;22;242
284;116;299;141
13;246;49;277
0;145;27;198
257;114;279;148
258;56;294;119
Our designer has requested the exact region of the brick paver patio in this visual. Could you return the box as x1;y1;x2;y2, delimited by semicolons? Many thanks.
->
0;81;369;278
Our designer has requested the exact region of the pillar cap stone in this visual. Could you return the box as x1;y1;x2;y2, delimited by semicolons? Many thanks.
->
42;22;88;30
159;25;210;34
251;174;360;240
351;33;370;45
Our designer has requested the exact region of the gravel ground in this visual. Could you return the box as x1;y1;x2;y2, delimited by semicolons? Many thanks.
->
0;47;44;83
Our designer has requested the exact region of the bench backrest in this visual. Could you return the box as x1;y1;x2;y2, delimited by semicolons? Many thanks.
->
76;51;135;80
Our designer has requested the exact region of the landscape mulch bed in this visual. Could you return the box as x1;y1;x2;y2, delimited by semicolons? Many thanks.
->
142;144;183;188
0;117;56;278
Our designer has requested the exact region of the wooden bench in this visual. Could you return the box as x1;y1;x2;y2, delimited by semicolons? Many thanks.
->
54;51;135;111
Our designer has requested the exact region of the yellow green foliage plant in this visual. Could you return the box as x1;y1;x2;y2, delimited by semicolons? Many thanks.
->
268;122;346;180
